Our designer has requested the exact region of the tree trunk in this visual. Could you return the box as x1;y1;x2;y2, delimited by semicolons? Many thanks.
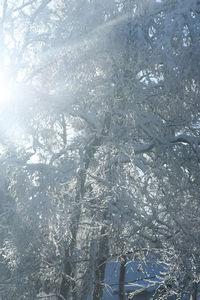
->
190;282;198;300
80;238;96;300
59;137;102;300
119;255;127;300
59;112;110;300
58;171;83;300
92;225;109;300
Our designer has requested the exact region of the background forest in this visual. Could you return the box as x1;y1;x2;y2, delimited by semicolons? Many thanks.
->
0;0;200;299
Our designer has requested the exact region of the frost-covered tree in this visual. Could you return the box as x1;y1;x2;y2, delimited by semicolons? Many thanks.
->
112;0;200;298
1;0;200;300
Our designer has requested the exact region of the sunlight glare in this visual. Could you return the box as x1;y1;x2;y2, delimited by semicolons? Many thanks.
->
0;69;13;105
0;80;10;104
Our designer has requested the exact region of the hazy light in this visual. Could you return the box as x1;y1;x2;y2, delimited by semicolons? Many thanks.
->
0;75;11;104
0;64;27;148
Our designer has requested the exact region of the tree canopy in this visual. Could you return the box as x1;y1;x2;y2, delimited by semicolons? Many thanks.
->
0;0;200;299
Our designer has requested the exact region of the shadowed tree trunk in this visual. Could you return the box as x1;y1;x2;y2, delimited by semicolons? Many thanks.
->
58;141;100;300
190;282;198;300
59;115;110;300
92;224;109;300
79;238;96;300
58;106;111;300
119;255;127;300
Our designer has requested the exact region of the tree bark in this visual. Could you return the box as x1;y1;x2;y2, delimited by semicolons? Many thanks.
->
92;225;109;300
58;137;102;300
59;112;110;300
80;238;96;300
190;282;198;300
119;255;127;300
